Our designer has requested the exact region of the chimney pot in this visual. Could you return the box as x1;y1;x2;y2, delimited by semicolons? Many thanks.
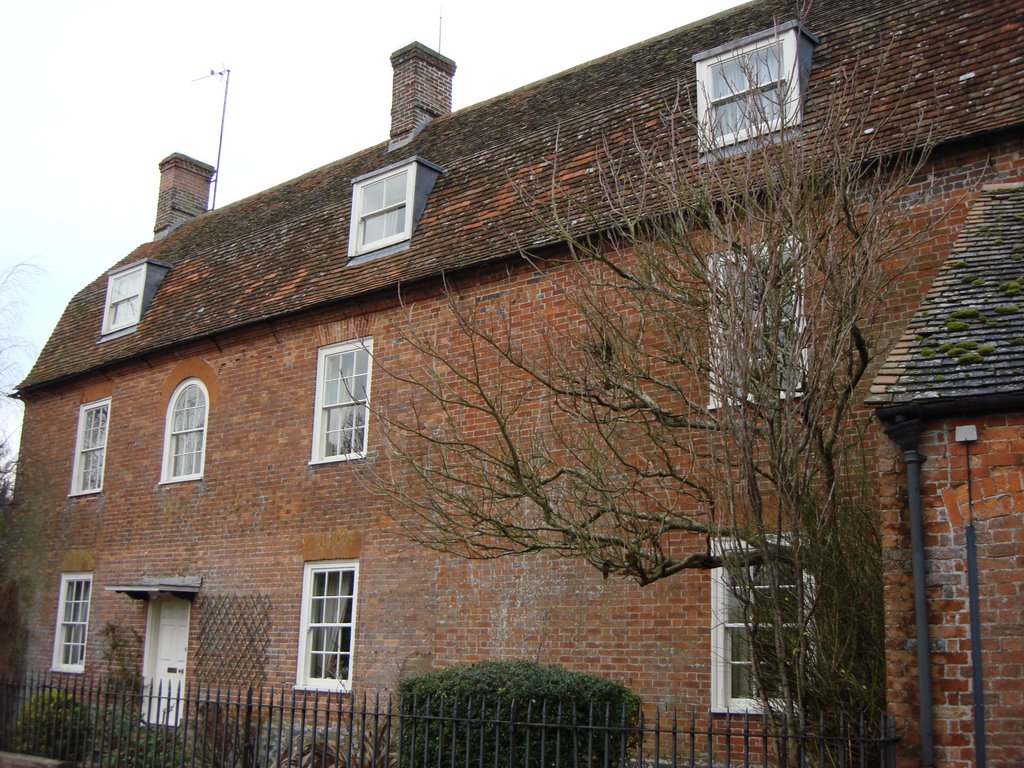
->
154;153;215;239
389;42;456;150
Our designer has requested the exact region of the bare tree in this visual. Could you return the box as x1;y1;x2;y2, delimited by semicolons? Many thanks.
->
367;52;946;728
0;262;38;674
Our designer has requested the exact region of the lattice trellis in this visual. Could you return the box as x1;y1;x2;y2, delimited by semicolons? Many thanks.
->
192;594;272;687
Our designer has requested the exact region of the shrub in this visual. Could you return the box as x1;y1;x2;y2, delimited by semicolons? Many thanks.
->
397;660;641;768
14;688;92;761
93;708;191;768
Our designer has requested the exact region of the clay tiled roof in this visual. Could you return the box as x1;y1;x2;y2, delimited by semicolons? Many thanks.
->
19;0;1024;393
868;184;1024;407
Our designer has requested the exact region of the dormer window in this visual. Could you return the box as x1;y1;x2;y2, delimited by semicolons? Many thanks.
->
100;259;171;337
103;265;145;334
694;22;817;149
348;157;444;260
352;166;414;255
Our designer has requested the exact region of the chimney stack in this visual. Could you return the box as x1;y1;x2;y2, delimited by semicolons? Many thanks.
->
389;42;456;150
153;153;215;240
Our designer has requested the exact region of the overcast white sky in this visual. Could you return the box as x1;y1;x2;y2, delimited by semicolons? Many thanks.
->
0;0;746;448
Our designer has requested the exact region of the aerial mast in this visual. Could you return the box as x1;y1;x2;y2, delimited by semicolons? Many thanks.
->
193;68;231;210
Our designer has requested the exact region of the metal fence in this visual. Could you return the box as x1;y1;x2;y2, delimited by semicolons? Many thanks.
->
0;674;898;768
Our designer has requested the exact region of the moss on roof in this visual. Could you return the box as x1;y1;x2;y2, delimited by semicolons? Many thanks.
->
868;184;1024;406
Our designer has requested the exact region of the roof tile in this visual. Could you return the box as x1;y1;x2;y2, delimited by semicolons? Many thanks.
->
19;0;1024;392
868;184;1024;406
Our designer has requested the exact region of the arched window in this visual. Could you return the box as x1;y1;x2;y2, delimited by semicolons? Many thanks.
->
162;379;208;482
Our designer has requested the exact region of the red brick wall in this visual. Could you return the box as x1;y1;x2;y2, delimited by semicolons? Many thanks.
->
878;413;1024;768
8;134;1024;746
10;261;714;705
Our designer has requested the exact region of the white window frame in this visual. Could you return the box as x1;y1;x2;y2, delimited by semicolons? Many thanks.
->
695;25;803;149
102;263;147;334
706;242;805;409
296;560;359;692
348;163;417;257
52;573;93;673
710;563;761;712
70;398;111;496
161;378;209;483
711;540;806;712
310;338;372;464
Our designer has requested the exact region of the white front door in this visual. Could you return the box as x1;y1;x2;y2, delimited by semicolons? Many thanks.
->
143;596;191;725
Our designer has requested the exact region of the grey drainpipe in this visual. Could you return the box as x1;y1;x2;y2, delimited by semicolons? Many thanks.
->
883;416;935;768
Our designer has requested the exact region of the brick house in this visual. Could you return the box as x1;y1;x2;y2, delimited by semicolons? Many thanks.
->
4;1;1023;766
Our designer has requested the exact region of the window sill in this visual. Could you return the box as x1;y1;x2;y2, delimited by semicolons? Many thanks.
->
51;666;85;675
293;682;352;694
309;453;366;466
710;704;763;715
346;239;411;267
98;325;138;343
159;475;204;486
68;488;102;498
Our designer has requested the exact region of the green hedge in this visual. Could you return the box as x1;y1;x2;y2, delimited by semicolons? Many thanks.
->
397;660;641;768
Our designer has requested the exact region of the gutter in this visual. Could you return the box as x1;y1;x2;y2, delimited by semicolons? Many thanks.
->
874;393;1024;424
881;414;934;768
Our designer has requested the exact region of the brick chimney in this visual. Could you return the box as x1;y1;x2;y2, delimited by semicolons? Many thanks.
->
153;153;215;240
389;42;456;150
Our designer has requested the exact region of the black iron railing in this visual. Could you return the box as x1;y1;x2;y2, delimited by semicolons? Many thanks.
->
0;673;898;768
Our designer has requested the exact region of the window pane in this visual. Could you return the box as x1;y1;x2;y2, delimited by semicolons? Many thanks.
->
715;99;744;138
339;596;353;623
383;172;407;207
749;43;782;86
173;385;206;430
362;206;406;246
362;211;387;245
346;370;368;402
339;570;354;598
726;586;746;623
362;178;386;213
327;653;350;681
325;352;342;381
730;659;753;699
754;88;782;126
383;207;405;239
309;652;325;679
112;270;143;299
352;350;369;377
712;58;747;100
324;379;342;409
313;571;327;597
111;298;138;326
327;569;341;595
321;596;340;623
